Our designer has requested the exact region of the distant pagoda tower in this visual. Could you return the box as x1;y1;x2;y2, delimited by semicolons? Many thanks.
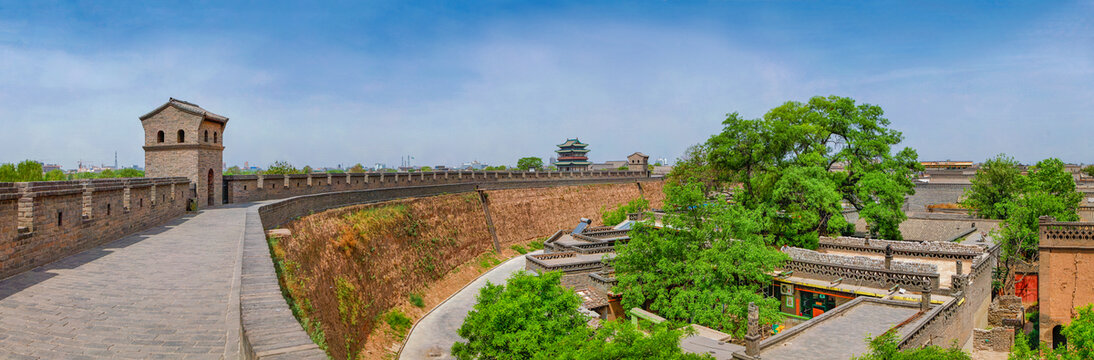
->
553;138;591;171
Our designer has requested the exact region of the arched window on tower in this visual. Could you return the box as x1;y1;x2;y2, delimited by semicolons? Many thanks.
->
157;131;165;143
204;130;209;142
177;130;185;143
214;132;218;143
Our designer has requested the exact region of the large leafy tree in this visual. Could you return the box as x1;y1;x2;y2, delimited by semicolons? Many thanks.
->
560;321;709;360
453;271;705;360
960;154;1023;219
16;160;43;182
965;157;1081;289
452;271;590;360
263;161;299;175
614;182;788;338
517;157;544;171
674;96;921;245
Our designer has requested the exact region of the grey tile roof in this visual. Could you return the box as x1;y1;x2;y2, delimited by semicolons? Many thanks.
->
139;98;229;123
760;300;920;359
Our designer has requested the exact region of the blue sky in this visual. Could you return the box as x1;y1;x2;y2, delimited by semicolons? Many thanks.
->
1;1;1092;169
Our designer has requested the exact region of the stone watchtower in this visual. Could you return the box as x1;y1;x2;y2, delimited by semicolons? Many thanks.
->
140;98;228;208
627;152;649;175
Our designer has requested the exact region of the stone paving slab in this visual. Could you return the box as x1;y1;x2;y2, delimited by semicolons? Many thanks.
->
0;206;247;359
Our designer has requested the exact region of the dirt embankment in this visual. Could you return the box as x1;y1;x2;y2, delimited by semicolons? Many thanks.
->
270;181;663;359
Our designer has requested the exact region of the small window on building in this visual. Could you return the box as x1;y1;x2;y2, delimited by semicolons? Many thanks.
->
214;132;218;143
57;211;63;227
139;198;143;208
204;130;209;142
243;185;247;190
157;131;165;143
177;130;186;143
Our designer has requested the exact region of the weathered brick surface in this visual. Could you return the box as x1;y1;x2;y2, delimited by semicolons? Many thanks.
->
142;104;226;208
0;178;191;280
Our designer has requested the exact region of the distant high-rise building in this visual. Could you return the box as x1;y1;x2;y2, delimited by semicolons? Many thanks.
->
553;138;591;171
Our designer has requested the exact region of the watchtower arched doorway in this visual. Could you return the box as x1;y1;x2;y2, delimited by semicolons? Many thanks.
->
207;169;215;206
1053;325;1067;349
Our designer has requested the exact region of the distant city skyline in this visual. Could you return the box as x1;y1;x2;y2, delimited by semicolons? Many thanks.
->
2;1;1092;167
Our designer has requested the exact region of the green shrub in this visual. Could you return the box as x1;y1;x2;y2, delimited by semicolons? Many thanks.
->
384;309;413;340
510;244;528;254
528;239;544;250
600;198;650;226
409;293;425;308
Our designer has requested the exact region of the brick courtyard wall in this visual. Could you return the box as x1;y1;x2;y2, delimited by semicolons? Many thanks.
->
225;170;648;204
1037;219;1094;345
0;177;192;280
898;250;997;349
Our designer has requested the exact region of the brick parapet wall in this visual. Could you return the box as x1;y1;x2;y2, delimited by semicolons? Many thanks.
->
224;170;648;204
241;176;657;359
898;244;997;349
0;177;192;280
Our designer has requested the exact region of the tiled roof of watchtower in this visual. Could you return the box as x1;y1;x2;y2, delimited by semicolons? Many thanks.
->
557;138;589;148
139;97;229;123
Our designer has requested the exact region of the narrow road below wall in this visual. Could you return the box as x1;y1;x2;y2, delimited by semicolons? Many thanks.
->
0;206;246;359
400;250;542;360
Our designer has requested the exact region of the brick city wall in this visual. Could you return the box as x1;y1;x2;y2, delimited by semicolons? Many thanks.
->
242;176;658;359
225;170;648;204
0;177;192;280
1037;220;1094;345
898;250;997;349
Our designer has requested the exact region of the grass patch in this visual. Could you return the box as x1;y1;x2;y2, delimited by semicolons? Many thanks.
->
335;276;366;326
510;244;528;254
409;293;425;308
476;251;501;269
528;239;544;251
384;309;413;340
267;234;328;352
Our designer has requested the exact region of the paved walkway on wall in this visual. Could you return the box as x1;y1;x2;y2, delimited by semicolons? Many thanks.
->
0;206;247;360
400;251;541;360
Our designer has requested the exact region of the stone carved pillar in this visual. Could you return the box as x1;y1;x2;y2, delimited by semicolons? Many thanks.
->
884;244;893;270
921;286;932;311
745;302;761;357
956;261;963;275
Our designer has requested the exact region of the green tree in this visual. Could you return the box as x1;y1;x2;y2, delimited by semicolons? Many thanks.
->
560;321;710;360
348;163;365;173
301;165;313;174
1082;165;1094;178
452;271;590;360
0;163;17;182
116;168;143;178
684;96;921;245
600;198;649;226
264;161;299;175
853;331;970;360
98;169;115;178
617;165;629;171
225;166;243;175
614;182;789;338
517;157;544;171
16;160;43;182
44;169;66;181
961;154;1023;219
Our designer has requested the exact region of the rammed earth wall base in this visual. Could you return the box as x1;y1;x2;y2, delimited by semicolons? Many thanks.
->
240;177;660;359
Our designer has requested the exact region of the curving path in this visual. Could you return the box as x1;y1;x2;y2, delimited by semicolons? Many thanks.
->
0;205;248;360
400;250;541;360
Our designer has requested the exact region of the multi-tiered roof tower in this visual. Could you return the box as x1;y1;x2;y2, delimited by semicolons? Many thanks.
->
553;138;591;171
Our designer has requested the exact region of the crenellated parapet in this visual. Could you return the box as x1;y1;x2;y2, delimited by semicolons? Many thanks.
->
223;170;649;204
0;177;192;280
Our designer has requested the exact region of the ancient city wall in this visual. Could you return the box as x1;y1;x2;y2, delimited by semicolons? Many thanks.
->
241;177;662;359
224;170;647;204
898;249;996;349
0;177;192;280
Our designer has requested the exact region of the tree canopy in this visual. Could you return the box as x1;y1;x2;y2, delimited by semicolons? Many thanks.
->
960;154;1023;219
613;182;788;338
452;271;707;360
263;161;299;175
669;96;921;246
600;198;649;226
517;157;544;171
